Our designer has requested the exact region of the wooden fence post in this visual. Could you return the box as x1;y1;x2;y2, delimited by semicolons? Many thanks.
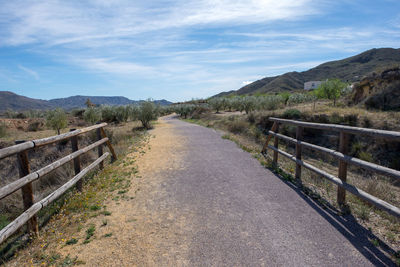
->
337;131;350;206
273;123;280;165
261;122;278;155
97;128;104;170
295;126;303;185
99;127;117;162
15;141;39;237
70;129;82;191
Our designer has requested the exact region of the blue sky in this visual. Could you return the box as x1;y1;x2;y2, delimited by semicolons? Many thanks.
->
0;0;399;102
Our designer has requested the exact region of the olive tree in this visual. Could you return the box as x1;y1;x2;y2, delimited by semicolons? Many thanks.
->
208;97;225;113
46;108;68;135
83;107;102;124
138;101;158;129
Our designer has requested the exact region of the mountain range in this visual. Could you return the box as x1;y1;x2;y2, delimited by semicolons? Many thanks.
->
0;91;172;112
215;48;400;97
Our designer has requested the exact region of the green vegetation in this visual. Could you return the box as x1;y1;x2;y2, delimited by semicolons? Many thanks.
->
65;238;78;245
83;107;102;124
137;101;158;129
315;78;347;106
46;108;68;135
0;122;6;138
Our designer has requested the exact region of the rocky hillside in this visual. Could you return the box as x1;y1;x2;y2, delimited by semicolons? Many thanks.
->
0;91;52;111
352;67;400;110
0;91;172;112
215;48;400;97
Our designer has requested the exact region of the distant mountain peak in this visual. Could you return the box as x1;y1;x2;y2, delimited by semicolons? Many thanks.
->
0;92;172;112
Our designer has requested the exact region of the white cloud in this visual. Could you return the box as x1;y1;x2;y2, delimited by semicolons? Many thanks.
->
0;0;320;47
242;81;253;86
74;58;155;76
18;65;39;80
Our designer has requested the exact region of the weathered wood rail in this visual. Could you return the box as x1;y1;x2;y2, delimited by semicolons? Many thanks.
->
0;123;117;244
261;117;400;218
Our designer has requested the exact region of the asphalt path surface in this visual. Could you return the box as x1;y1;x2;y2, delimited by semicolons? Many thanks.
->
160;115;395;266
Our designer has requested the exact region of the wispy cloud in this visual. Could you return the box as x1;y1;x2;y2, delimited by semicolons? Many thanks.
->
0;0;399;101
18;65;39;80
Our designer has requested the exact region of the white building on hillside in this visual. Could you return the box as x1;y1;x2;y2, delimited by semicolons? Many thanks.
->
304;81;322;90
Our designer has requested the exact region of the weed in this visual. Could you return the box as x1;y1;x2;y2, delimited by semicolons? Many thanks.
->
118;189;128;194
370;239;380;247
61;255;84;266
103;233;113;238
102;211;112;216
65;238;78;245
85;224;95;241
0;215;9;230
101;220;108;227
89;205;101;211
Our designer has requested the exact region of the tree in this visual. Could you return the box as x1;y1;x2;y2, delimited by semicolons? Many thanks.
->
46;108;68;135
208;98;224;113
279;92;290;106
242;96;256;114
85;98;96;108
83;107;102;124
138;101;158;129
315;78;346;106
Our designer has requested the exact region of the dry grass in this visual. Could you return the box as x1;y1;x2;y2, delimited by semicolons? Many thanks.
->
0;120;147;263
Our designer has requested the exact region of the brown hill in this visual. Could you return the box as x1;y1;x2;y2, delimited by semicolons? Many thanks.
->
215;48;400;97
0;91;52;111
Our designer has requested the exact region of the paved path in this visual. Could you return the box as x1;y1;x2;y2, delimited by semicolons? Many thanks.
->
12;115;393;266
154;116;394;266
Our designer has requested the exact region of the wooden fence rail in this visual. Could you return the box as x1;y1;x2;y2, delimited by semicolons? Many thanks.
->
0;123;117;245
261;117;400;218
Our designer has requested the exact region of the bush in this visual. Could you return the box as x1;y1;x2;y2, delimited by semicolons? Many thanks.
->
114;106;130;123
84;108;102;124
247;113;256;123
46;108;68;135
0;122;7;138
138;101;158;129
228;120;248;134
71;108;85;119
27;121;42;132
283;109;302;119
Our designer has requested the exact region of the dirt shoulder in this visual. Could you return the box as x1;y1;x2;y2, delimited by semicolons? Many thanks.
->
5;117;190;266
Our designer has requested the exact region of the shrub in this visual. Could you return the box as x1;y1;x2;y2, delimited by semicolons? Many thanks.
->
228;120;248;134
283;109;302;119
359;151;373;162
71;108;85;119
0;122;7;138
115;106;130;123
329;112;342;124
247;113;256;123
27;121;42;132
46;108;68;135
138;101;158;129
83;108;102;124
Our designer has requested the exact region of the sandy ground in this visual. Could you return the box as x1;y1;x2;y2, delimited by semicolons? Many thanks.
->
5;117;192;266
60;118;191;266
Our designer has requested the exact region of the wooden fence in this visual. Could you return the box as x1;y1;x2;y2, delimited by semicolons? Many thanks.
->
0;123;117;244
261;117;400;218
